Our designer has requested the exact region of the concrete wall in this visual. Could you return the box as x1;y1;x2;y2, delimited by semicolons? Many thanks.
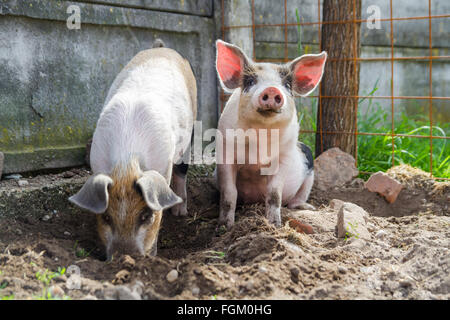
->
0;0;216;174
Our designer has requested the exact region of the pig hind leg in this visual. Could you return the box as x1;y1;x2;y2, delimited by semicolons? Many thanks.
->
171;162;188;216
287;142;316;210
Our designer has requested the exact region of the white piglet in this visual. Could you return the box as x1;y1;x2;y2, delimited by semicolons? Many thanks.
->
69;41;197;259
215;40;327;228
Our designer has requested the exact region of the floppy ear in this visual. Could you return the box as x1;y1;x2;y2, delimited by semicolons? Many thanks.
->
289;51;327;96
215;39;251;92
136;171;182;212
69;173;113;214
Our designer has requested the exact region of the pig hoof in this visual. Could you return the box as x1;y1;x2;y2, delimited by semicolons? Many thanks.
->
288;202;316;211
171;203;188;217
267;216;282;228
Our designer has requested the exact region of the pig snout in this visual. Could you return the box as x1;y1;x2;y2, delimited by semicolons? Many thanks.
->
258;87;284;112
107;239;144;260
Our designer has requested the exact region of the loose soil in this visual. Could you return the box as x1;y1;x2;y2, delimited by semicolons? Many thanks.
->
0;165;448;300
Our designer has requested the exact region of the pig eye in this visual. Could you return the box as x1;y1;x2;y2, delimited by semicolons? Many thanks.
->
102;214;111;224
140;210;154;224
243;74;257;92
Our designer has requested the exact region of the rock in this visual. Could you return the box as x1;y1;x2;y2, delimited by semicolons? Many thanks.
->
17;179;29;187
42;215;51;221
63;231;71;236
365;171;403;203
166;269;178;283
314;147;359;191
337;203;370;240
49;285;65;298
0;151;3;179
82;294;98;300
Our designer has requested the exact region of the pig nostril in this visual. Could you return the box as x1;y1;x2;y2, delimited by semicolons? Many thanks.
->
275;95;282;104
262;94;268;101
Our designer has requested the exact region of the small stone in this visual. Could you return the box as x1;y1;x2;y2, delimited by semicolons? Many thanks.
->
166;269;178;283
62;171;75;178
17;179;29;187
4;174;22;180
290;267;300;278
337;203;370;240
245;281;255;291
349;178;365;188
193;268;202;275
314;148;359;191
329;199;345;211
191;286;200;296
375;230;387;239
49;285;65;298
64;231;71;236
365;171;403;203
42;215;51;222
120;255;136;270
337;266;347;274
258;266;268;273
82;294;98;300
113;269;131;285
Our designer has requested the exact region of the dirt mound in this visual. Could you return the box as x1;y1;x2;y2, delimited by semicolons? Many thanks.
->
0;165;448;300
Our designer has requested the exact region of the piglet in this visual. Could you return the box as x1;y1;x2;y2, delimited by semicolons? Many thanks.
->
215;40;326;228
69;40;197;259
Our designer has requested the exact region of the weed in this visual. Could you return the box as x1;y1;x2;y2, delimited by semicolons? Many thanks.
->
73;240;91;258
344;222;360;241
204;250;226;260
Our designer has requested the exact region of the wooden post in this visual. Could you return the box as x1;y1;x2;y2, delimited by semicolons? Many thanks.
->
316;0;362;157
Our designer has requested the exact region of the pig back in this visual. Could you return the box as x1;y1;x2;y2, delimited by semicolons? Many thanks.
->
91;48;197;175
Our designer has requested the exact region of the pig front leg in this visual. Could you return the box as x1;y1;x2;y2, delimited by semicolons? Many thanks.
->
265;161;290;227
217;163;238;229
171;163;188;216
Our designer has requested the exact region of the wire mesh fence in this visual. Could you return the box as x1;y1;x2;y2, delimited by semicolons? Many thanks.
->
219;0;449;180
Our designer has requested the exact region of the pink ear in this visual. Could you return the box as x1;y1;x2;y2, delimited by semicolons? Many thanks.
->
291;52;327;96
216;41;245;90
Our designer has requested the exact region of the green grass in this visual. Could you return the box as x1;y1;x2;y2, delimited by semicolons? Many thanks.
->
296;87;449;178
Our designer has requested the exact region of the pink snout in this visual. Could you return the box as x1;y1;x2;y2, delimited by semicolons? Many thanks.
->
258;87;284;112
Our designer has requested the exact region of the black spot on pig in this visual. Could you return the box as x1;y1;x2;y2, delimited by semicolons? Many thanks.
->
242;64;257;92
298;142;313;171
279;67;292;94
